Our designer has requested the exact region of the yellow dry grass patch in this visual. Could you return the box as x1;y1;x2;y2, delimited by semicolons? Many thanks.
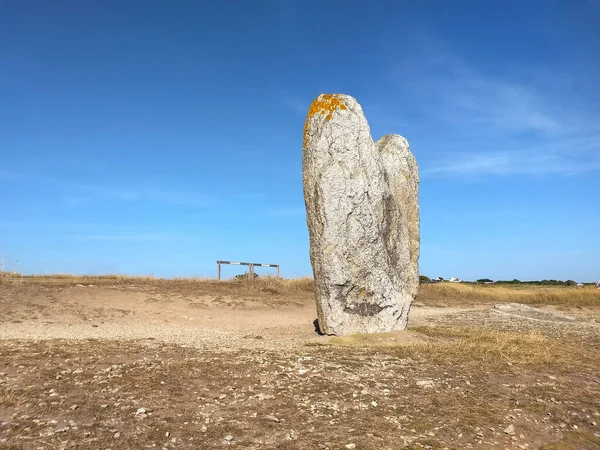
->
327;330;425;347
418;282;600;307
540;430;600;449
412;326;560;367
0;271;315;297
3;272;600;308
320;325;598;371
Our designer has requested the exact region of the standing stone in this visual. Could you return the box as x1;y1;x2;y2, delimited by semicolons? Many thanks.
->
302;94;420;336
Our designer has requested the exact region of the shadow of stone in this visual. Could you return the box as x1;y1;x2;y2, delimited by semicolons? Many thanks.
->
313;318;324;336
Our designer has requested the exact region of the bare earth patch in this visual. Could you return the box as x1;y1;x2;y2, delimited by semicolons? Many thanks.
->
1;279;600;449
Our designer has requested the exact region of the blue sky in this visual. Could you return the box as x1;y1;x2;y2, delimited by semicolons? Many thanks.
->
1;1;599;281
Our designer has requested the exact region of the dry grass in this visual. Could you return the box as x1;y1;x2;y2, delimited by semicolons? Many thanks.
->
409;326;585;369
2;271;600;449
540;430;600;449
418;282;600;307
2;271;600;307
3;331;599;449
0;271;315;298
322;325;600;372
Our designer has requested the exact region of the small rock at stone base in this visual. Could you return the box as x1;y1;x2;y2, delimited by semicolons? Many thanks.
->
504;424;515;435
265;415;281;423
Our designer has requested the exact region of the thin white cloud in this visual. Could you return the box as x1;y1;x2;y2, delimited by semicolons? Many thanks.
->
383;36;600;177
233;193;268;199
267;207;306;217
0;220;198;242
423;132;600;177
429;69;563;135
424;150;600;177
282;96;309;116
0;170;213;206
424;152;514;176
60;232;192;242
0;219;114;230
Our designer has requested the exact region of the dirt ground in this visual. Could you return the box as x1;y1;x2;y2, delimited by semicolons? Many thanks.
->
1;281;600;449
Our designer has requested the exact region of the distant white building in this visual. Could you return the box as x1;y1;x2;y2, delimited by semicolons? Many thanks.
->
433;276;462;283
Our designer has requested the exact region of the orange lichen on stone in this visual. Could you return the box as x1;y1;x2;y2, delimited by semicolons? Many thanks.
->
303;94;348;147
307;94;348;120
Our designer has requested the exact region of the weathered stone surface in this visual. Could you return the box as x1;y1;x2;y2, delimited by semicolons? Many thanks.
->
302;94;420;336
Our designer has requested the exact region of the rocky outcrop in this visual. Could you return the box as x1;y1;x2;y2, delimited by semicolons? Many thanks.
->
303;94;420;335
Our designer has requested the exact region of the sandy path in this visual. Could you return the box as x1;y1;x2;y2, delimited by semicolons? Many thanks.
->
0;285;484;348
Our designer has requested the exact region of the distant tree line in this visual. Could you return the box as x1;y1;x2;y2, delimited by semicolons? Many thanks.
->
419;276;593;286
490;279;578;286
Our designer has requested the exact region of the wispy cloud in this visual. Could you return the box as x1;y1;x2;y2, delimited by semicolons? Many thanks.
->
282;96;309;116
424;68;563;135
384;37;600;177
60;232;193;242
424;151;600;177
0;220;198;242
0;170;213;206
267;207;306;217
233;193;268;200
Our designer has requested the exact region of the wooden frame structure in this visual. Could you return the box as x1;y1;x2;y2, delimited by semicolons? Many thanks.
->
217;260;280;280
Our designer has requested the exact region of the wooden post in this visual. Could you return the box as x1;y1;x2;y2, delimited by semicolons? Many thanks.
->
276;265;280;278
249;264;254;280
217;261;221;280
